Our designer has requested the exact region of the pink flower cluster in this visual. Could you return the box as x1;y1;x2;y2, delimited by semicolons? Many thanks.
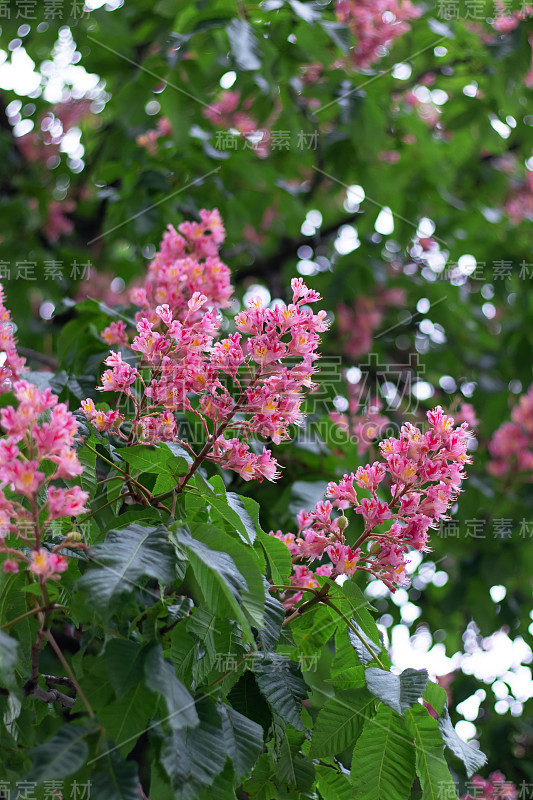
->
488;383;533;479
271;406;472;603
460;772;517;800
84;213;330;484
336;288;406;359
335;0;421;70
504;169;533;225
492;2;532;33
124;209;232;327
0;292;89;580
0;284;27;394
137;117;172;154
203;91;271;158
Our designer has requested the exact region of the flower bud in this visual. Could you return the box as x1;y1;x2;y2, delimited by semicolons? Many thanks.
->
63;530;83;543
336;515;349;533
370;541;381;555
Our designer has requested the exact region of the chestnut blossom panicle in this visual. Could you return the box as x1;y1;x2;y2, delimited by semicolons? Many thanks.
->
271;406;472;605
0;284;27;394
0;290;89;581
488;382;533;478
459;771;518;800
85;213;330;484
335;0;421;70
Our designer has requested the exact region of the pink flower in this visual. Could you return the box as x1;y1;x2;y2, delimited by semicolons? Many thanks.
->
355;462;386;491
29;548;68;581
269;530;299;556
297;529;331;560
47;486;89;520
7;460;45;497
98;352;138;392
386;454;418;485
3;560;19;573
101;320;128;346
335;0;421;69
187;292;208;313
327;544;360;578
156;304;173;325
51;449;84;479
356;497;392;526
327;473;359;504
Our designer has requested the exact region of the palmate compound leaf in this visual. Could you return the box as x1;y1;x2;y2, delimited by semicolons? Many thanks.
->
365;667;429;715
75;524;175;612
350;703;416;800
438;703;488;777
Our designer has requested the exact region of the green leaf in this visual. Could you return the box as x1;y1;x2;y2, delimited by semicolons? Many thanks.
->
289;0;321;22
365;667;429;715
404;704;458;800
423;682;447;717
259;591;285;651
77;439;98;497
172;528;252;640
316;765;354;800
309;688;374;757
320;19;351;51
105;640;146;699
117;445;177;476
254;654;307;731
257;528;292;586
91;752;140;800
226;18;261;70
291;604;338;656
76;524;175;612
219;702;264;780
274;727;315;790
186;607;218;683
27;724;93;782
347;618;383;665
161;697;226;788
99;681;155;757
228;671;272;735
144;645;199;732
190;523;265;629
202;491;255;545
242;755;276;800
437;704;487;777
350;704;416;799
0;630;19;691
227;492;257;543
170;621;197;682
